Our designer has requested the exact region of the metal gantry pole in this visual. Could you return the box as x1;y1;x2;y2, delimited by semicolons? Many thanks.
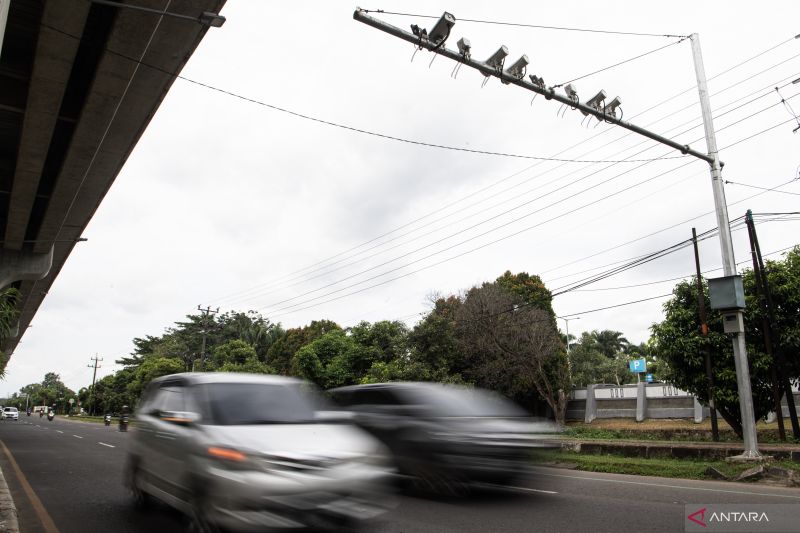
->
353;10;762;457
690;34;760;458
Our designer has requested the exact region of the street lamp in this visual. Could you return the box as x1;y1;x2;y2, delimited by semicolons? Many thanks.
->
558;316;580;354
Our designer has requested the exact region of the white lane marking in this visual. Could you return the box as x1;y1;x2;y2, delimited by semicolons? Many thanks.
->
56;430;64;434
98;442;115;448
535;471;800;500
501;485;558;495
72;435;83;439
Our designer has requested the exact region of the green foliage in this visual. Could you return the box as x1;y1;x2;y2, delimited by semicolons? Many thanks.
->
267;320;341;374
407;295;464;375
650;278;774;436
0;288;21;376
127;357;184;400
292;330;377;389
456;273;569;422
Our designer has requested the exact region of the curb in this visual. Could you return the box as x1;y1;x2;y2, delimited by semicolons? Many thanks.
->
0;465;19;533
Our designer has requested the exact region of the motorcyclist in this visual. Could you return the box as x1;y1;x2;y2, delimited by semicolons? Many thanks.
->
119;405;129;432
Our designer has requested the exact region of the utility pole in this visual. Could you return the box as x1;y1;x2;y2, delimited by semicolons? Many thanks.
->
691;228;719;442
558;316;579;354
691;35;759;458
745;210;800;438
87;354;102;416
353;11;762;457
196;305;219;372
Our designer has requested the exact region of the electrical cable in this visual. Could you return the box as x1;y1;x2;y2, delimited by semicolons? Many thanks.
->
554;38;689;88
260;102;795;311
40;22;682;165
360;9;688;38
211;43;800;304
725;180;800;196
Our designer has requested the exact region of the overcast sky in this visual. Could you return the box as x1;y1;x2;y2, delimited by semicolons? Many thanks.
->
4;0;799;396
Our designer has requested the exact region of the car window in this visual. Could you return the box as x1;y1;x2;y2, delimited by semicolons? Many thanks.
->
398;386;528;417
201;382;331;425
353;389;395;406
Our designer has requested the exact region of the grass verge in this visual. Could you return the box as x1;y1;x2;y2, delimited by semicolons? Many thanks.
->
531;448;798;481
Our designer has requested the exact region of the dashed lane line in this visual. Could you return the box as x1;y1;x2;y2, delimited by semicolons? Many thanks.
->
72;435;83;439
56;430;63;434
98;442;115;448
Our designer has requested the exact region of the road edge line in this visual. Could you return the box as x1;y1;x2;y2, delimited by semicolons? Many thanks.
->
0;439;59;533
0;441;19;533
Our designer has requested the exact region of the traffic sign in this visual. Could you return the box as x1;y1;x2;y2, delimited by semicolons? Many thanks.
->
629;358;647;373
645;373;654;382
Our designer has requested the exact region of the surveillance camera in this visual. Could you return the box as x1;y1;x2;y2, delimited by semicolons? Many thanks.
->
564;83;579;101
604;96;622;117
580;89;606;115
484;45;509;72
529;74;545;87
428;12;456;44
457;37;471;55
502;55;529;83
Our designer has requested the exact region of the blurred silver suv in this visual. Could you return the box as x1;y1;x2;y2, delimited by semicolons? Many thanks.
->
126;372;394;531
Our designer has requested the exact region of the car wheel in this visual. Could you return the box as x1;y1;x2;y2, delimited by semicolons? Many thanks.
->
129;464;152;510
186;492;221;533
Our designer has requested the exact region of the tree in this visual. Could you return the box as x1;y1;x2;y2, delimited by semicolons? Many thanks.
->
0;287;20;377
650;279;774;437
292;330;377;389
127;357;184;400
267;320;341;374
589;330;630;358
456;274;570;425
407;295;464;379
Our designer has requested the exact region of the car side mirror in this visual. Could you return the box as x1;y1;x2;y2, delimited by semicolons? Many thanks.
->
159;410;200;426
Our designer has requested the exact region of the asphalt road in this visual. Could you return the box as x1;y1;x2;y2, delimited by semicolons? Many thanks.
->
1;416;798;533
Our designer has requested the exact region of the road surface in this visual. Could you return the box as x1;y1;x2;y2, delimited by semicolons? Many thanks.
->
1;416;798;532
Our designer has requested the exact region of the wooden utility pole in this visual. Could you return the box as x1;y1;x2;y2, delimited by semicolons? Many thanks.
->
87;354;102;416
745;210;800;439
691;228;719;441
196;305;219;372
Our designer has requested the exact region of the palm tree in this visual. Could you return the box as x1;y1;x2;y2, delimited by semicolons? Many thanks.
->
590;330;629;358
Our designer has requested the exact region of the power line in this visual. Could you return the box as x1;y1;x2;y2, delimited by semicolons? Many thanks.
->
211;45;799;304
725;180;800;196
257;102;794;313
559;293;674;318
554;37;689;88
217;68;800;306
360;9;687;38
40;22;682;165
265;172;799;320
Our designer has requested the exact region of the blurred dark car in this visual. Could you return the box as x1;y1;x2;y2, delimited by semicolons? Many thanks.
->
126;373;395;531
329;382;560;493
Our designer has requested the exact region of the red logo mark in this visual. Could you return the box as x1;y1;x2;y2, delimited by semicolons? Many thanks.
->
688;507;707;528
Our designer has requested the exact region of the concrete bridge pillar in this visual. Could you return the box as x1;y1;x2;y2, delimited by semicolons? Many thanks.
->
0;246;53;289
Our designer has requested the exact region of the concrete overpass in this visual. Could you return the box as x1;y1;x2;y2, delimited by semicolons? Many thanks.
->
0;0;225;365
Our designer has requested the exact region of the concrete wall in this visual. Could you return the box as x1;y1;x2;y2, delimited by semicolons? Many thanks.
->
567;383;800;423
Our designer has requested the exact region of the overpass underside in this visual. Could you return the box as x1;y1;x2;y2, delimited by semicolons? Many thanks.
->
0;0;224;365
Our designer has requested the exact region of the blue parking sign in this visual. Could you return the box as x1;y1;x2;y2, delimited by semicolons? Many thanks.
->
629;358;647;373
645;373;654;382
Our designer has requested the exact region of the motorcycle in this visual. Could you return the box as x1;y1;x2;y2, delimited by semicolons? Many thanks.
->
39;411;43;418
46;411;54;422
104;414;111;426
119;405;129;432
